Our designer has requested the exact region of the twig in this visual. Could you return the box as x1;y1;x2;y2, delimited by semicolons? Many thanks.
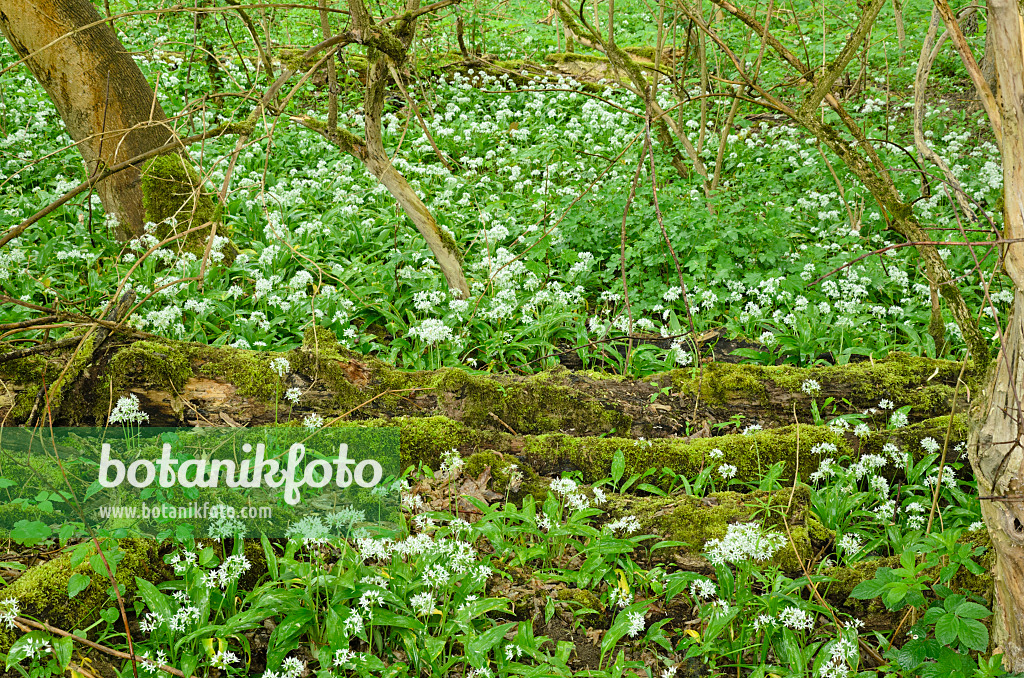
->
489;412;518;435
13;617;184;678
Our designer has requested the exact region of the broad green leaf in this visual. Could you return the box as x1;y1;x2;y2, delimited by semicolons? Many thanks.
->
957;618;989;652
849;578;885;600
52;636;73;670
955;601;991;620
6;632;50;669
467;622;516;666
67;573;91;598
610;448;625;488
934;614;957;645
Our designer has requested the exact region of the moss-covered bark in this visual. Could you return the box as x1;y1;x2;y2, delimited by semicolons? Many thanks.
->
0;539;171;652
0;331;973;436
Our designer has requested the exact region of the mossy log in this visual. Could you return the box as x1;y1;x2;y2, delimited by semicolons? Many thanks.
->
0;328;973;436
0;539;171;651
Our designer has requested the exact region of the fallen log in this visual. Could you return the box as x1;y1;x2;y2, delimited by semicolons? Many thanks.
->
0;327;974;437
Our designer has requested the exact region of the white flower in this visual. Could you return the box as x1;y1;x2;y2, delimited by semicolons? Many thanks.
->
705;523;786;566
109;393;149;425
920;437;940;454
270;357;290;377
801;379;821;396
280;656;304;678
0;598;19;629
211;651;239;669
777;606;814;630
549;477;578;495
626;610;646;637
408;318;454;345
411;592;435;615
333;649;356;667
838;533;863;556
606;515;641;534
718;464;737;480
303;412;325;430
689;578;716;599
742;424;762;435
878;399;894;410
285;387;302;404
889;411;908;428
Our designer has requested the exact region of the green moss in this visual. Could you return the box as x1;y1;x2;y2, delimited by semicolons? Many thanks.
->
463;450;546;502
141;154;233;261
191;344;288;401
0;336;95;424
623;45;658;60
555;586;603;621
437;226;463;262
672;362;768;408
668;353;973;422
0;539;170;651
544;52;608;64
604;487;818;572
410;368;631;436
393;416;483;469
766;352;973;416
524;424;846;485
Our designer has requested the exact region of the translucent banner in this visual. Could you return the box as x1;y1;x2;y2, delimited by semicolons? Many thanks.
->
0;426;401;540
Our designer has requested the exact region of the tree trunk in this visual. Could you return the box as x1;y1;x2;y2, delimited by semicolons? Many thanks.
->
0;0;173;240
967;0;1024;667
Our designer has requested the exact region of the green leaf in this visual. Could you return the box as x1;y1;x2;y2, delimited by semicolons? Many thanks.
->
884;583;909;608
67;573;91;599
368;608;424;631
7;632;46;669
934;614;958;645
610;448;625;489
467;622;517;667
266;608;314;668
52;637;73;670
260;534;279;582
134;578;173;622
849;578;886;600
957;618;989;652
10;521;51;546
954;602;991;620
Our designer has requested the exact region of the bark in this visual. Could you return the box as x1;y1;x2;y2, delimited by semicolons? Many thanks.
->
0;0;173;240
967;0;1024;667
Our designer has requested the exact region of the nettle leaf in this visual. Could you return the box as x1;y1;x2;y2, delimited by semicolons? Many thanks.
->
10;520;51;546
884;583;910;608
